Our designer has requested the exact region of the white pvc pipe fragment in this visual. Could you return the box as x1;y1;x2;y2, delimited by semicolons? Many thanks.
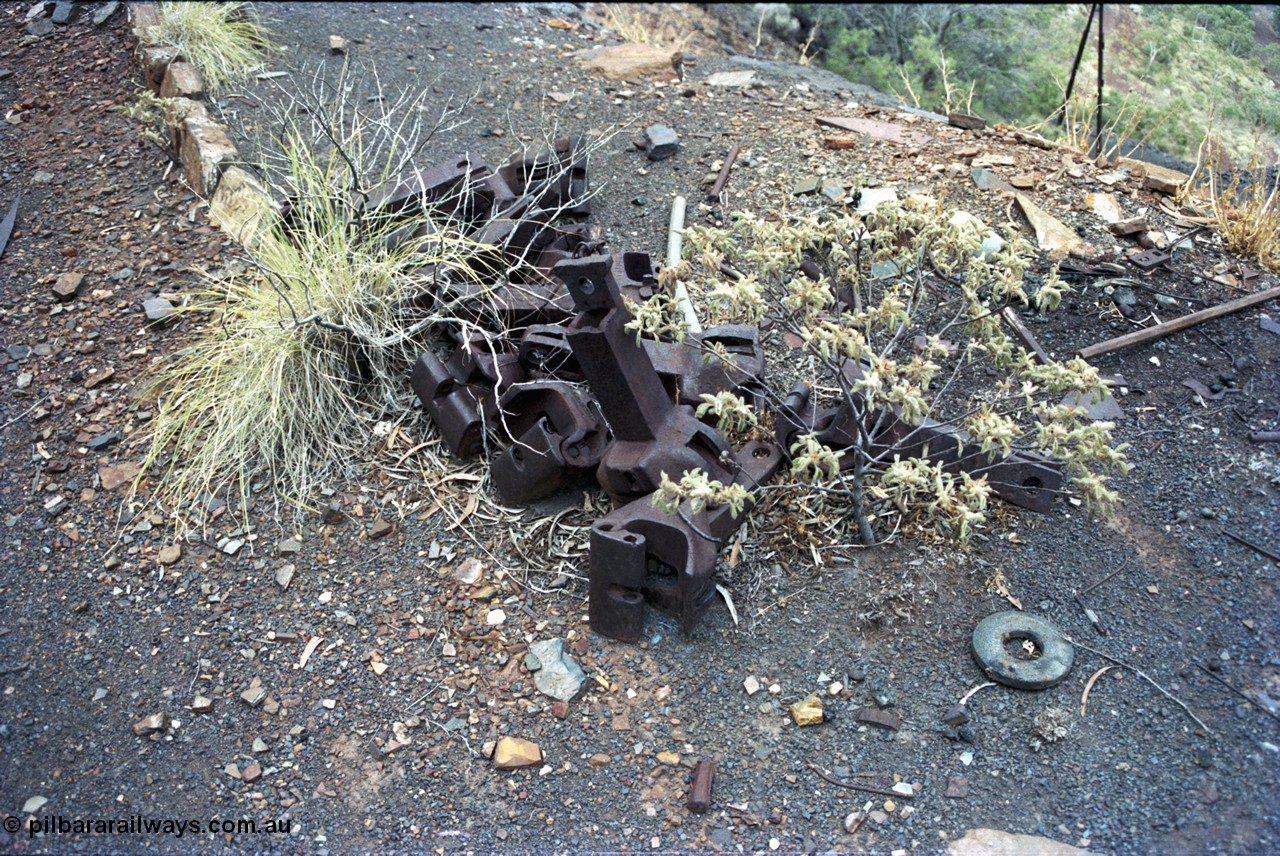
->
665;195;702;334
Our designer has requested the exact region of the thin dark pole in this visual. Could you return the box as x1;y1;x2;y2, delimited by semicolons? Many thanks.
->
1057;4;1097;127
1094;4;1105;158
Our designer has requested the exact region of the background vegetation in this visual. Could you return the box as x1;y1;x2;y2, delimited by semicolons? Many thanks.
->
777;4;1280;165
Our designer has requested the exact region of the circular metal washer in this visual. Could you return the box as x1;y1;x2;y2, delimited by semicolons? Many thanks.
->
971;611;1074;690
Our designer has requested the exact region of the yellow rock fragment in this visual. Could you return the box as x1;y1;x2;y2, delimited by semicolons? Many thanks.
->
790;694;824;726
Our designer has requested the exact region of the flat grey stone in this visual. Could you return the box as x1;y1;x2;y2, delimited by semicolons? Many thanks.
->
528;638;585;702
644;125;678;161
86;431;123;451
855;186;898;217
705;70;755;88
143;297;176;325
1061;386;1123;422
50;0;72;24
26;17;54;37
93;1;119;26
791;177;820;196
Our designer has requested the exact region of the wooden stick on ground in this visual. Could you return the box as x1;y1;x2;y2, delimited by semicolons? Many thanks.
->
1066;635;1211;733
807;763;913;799
1077;286;1280;361
1002;306;1050;364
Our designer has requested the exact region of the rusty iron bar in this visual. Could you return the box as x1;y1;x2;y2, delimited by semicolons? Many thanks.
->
1223;530;1280;564
1079;566;1124;596
707;142;742;200
807;764;914;800
1094;4;1104;159
1077;286;1280;361
0;196;18;261
1001;306;1050;364
1057;4;1097;128
1195;663;1280;725
687;759;716;813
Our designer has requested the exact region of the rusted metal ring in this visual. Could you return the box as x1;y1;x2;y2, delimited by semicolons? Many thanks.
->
971;611;1074;690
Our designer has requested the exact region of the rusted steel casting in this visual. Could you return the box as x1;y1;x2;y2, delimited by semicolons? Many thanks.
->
399;138;1068;642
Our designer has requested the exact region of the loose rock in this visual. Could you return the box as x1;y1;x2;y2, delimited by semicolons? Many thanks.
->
52;272;83;301
946;828;1089;856
493;736;542;769
132;713;165;736
790;694;824;726
580;43;680;81
84;367;114;389
528;638;586;702
644;125;679;161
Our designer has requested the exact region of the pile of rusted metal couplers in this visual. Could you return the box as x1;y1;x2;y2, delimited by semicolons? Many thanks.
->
392;136;1064;642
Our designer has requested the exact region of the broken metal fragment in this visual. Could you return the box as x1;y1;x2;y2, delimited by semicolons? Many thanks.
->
853;706;902;731
686;759;715;814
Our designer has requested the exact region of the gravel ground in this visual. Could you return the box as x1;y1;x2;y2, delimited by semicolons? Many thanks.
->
0;3;1278;855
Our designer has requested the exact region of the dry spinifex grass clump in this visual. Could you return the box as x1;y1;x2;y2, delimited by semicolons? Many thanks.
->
147;1;276;92
1188;128;1280;273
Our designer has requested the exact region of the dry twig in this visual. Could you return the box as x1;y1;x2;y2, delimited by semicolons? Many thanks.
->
1067;636;1210;733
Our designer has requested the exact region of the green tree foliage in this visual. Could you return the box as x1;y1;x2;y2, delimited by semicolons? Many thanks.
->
792;3;1279;163
796;4;1076;122
1145;5;1257;57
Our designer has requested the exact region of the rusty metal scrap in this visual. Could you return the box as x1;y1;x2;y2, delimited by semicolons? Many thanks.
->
399;137;1072;642
853;706;902;731
387;142;778;640
490;380;607;505
774;361;1064;513
686;759;716;814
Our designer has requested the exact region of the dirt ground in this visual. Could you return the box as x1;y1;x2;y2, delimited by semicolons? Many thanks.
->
0;3;1278;855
